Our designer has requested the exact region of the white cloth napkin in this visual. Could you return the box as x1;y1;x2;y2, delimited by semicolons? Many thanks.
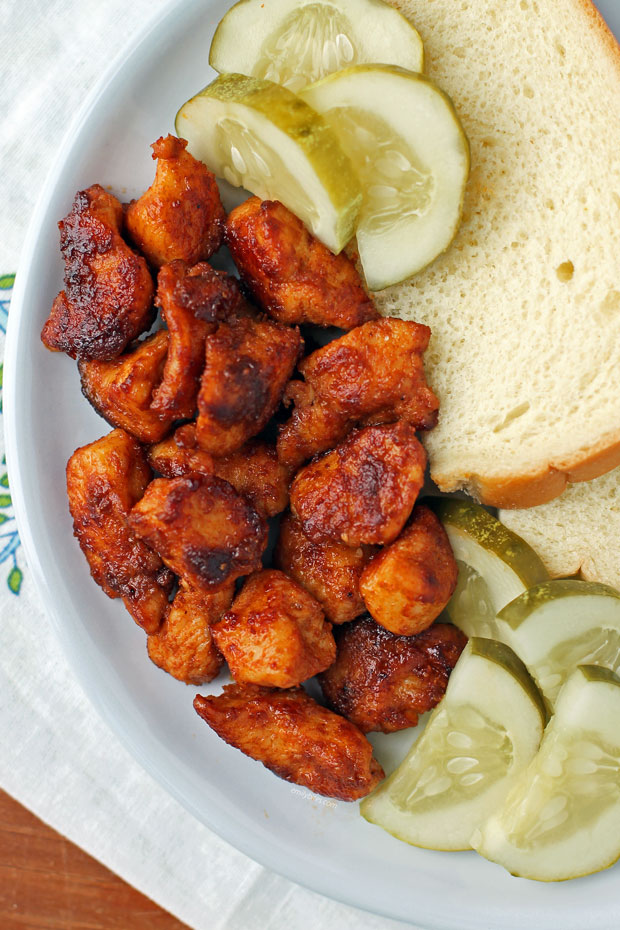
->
0;1;414;927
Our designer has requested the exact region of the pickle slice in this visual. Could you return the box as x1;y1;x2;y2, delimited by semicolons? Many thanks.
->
300;65;469;289
209;0;424;92
431;499;548;640
175;73;361;253
473;665;620;881
361;639;546;851
497;579;620;709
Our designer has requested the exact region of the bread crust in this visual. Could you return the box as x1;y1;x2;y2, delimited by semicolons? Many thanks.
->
575;0;620;70
432;434;620;510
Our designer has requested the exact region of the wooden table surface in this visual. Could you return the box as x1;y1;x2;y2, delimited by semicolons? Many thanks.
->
0;789;191;929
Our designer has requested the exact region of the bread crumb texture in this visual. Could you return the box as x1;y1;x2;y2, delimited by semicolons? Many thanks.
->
500;466;620;589
379;0;620;506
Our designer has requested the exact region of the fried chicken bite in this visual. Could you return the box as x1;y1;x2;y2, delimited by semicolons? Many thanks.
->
225;197;378;329
147;423;216;476
148;425;291;518
196;314;302;455
149;261;240;420
290;422;427;547
278;317;439;469
360;505;458;636
66;429;174;633
125;135;225;268
79;329;176;443
42;185;154;360
194;683;384;801
212;569;335;688
319;617;467;733
147;581;234;685
275;512;373;624
129;474;267;593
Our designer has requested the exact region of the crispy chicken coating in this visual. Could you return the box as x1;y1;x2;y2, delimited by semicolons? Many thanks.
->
319;617;467;733
196;314;302;455
275;512;373;624
360;505;458;636
148;425;291;518
278;317;439;469
212;569;336;688
290;422;426;547
79;329;175;443
225;197;378;329
129;474;267;593
125;135;225;268
147;581;234;685
194;683;384;801
66;429;174;633
42;185;154;360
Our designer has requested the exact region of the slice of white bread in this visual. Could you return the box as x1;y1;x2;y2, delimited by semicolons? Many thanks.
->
375;0;620;508
499;466;620;590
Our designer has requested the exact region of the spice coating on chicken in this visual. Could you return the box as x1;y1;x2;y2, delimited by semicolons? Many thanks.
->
360;505;458;636
212;569;335;688
125;135;225;268
194;683;384;801
79;329;175;443
147;581;234;685
276;512;373;624
290;422;427;547
66;429;173;633
42;185;154;360
319;618;467;733
148;426;291;517
226;197;378;329
147;261;221;419
196;314;302;455
278;317;439;469
129;474;267;593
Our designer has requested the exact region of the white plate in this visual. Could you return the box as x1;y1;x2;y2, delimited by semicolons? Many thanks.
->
4;2;620;927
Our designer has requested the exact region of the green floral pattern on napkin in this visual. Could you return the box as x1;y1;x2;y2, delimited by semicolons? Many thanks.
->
0;273;23;595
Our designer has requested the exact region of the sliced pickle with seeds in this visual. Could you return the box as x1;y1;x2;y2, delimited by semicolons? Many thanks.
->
300;65;469;289
431;498;549;640
361;638;546;851
209;0;424;93
472;665;620;881
175;73;361;253
496;579;620;709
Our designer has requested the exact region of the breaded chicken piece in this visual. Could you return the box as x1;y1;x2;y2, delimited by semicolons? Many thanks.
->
79;329;175;443
275;512;373;624
146;262;222;419
225;197;378;329
66;429;174;633
148;425;291;518
290;422;426;547
147;581;234;685
129;474;267;593
278;317;439;469
319;618;467;733
125;135;225;268
41;185;154;360
196;314;302;455
212;569;335;688
360;505;458;636
194;683;384;801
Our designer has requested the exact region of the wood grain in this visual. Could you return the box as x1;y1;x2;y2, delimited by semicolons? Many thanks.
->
0;789;191;929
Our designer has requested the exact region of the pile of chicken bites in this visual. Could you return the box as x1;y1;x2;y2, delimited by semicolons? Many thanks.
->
41;134;466;802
